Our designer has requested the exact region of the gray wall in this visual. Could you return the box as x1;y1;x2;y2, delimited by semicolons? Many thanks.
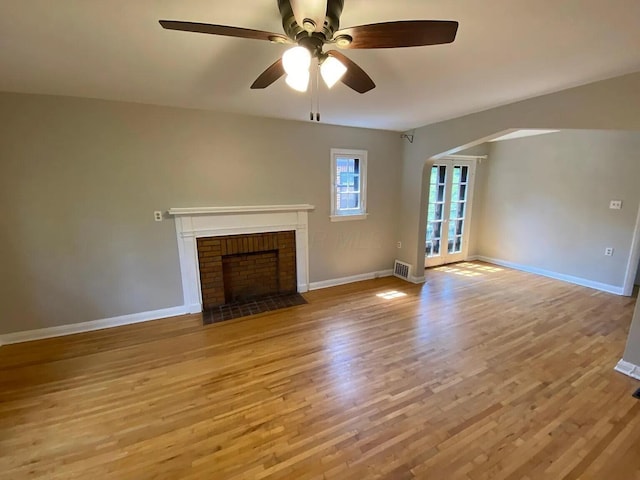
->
473;130;640;288
0;92;402;334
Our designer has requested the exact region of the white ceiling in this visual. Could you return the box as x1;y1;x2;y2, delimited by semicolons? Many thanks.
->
1;0;639;132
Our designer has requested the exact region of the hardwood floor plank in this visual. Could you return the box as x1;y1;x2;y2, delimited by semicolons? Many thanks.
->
1;262;639;479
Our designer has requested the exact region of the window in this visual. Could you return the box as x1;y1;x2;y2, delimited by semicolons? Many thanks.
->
330;148;368;221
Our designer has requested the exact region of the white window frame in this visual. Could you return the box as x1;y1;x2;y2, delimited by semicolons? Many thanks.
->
330;148;368;222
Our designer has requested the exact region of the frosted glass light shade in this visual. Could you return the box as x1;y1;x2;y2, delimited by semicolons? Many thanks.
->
320;56;347;88
285;71;310;92
282;46;311;75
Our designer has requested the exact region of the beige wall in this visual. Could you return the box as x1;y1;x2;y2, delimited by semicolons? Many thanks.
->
399;72;640;277
473;130;640;288
0;93;402;334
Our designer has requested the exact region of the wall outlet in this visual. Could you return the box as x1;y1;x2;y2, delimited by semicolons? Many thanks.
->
609;200;622;210
154;211;163;222
397;241;402;249
605;247;614;256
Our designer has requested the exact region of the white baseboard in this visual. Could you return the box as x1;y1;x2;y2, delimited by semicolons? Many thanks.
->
472;256;624;295
614;359;640;381
0;305;189;345
309;269;393;291
408;274;426;284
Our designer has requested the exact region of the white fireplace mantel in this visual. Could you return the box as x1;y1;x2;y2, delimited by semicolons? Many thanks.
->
168;204;314;216
169;204;314;313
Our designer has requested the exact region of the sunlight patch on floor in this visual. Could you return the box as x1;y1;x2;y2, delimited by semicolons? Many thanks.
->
460;262;503;272
376;290;408;300
434;262;503;277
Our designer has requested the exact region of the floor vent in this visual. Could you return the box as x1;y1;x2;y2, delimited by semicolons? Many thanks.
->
393;260;411;280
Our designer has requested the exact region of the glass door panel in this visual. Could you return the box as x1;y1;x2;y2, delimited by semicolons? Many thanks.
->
426;165;446;259
425;160;475;268
448;165;469;254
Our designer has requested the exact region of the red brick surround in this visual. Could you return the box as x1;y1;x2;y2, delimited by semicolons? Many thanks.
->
196;231;297;309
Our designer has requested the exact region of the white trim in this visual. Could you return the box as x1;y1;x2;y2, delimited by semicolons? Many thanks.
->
330;148;368;218
171;206;313;312
0;306;188;345
309;269;393;290
622;201;640;296
409;274;426;284
441;154;488;160
489;129;560;143
168;205;314;216
614;359;640;381
473;256;624;295
330;213;368;222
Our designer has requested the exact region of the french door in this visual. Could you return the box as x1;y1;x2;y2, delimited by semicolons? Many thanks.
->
425;159;476;268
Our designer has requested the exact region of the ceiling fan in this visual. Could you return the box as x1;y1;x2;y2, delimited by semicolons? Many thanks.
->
159;0;458;94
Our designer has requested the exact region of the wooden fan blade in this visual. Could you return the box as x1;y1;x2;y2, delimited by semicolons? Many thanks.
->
159;20;290;43
251;58;285;89
333;20;458;49
326;51;375;94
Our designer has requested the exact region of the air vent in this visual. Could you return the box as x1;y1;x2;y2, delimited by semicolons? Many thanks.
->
393;260;411;280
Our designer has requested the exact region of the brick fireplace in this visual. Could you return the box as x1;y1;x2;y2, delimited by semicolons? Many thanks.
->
168;205;313;314
197;231;296;309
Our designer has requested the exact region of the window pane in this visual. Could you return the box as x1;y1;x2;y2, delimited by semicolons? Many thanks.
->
433;239;441;256
432;221;442;239
450;201;465;219
435;203;443;220
451;182;459;201
430;166;439;184
452;166;461;184
461;166;468;183
448;235;462;254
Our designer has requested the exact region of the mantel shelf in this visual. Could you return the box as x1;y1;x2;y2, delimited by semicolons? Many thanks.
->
168;205;315;216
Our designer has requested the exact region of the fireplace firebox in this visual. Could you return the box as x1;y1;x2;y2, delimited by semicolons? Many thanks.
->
196;231;296;309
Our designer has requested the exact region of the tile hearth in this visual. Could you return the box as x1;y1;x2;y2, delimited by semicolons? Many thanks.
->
202;292;307;325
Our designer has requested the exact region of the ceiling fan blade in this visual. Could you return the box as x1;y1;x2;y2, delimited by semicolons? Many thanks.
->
326;50;375;94
251;58;285;89
290;0;328;32
333;20;458;49
159;20;291;43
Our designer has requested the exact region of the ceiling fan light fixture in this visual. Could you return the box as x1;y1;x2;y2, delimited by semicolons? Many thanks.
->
285;71;310;92
320;56;347;88
282;46;311;76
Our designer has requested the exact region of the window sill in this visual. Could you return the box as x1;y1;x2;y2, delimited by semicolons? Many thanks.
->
330;213;368;222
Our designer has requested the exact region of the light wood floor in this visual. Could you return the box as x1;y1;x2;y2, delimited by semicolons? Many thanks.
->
1;262;640;479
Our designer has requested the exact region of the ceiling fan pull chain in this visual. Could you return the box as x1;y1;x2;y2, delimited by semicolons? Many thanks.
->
316;65;321;122
310;72;314;120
